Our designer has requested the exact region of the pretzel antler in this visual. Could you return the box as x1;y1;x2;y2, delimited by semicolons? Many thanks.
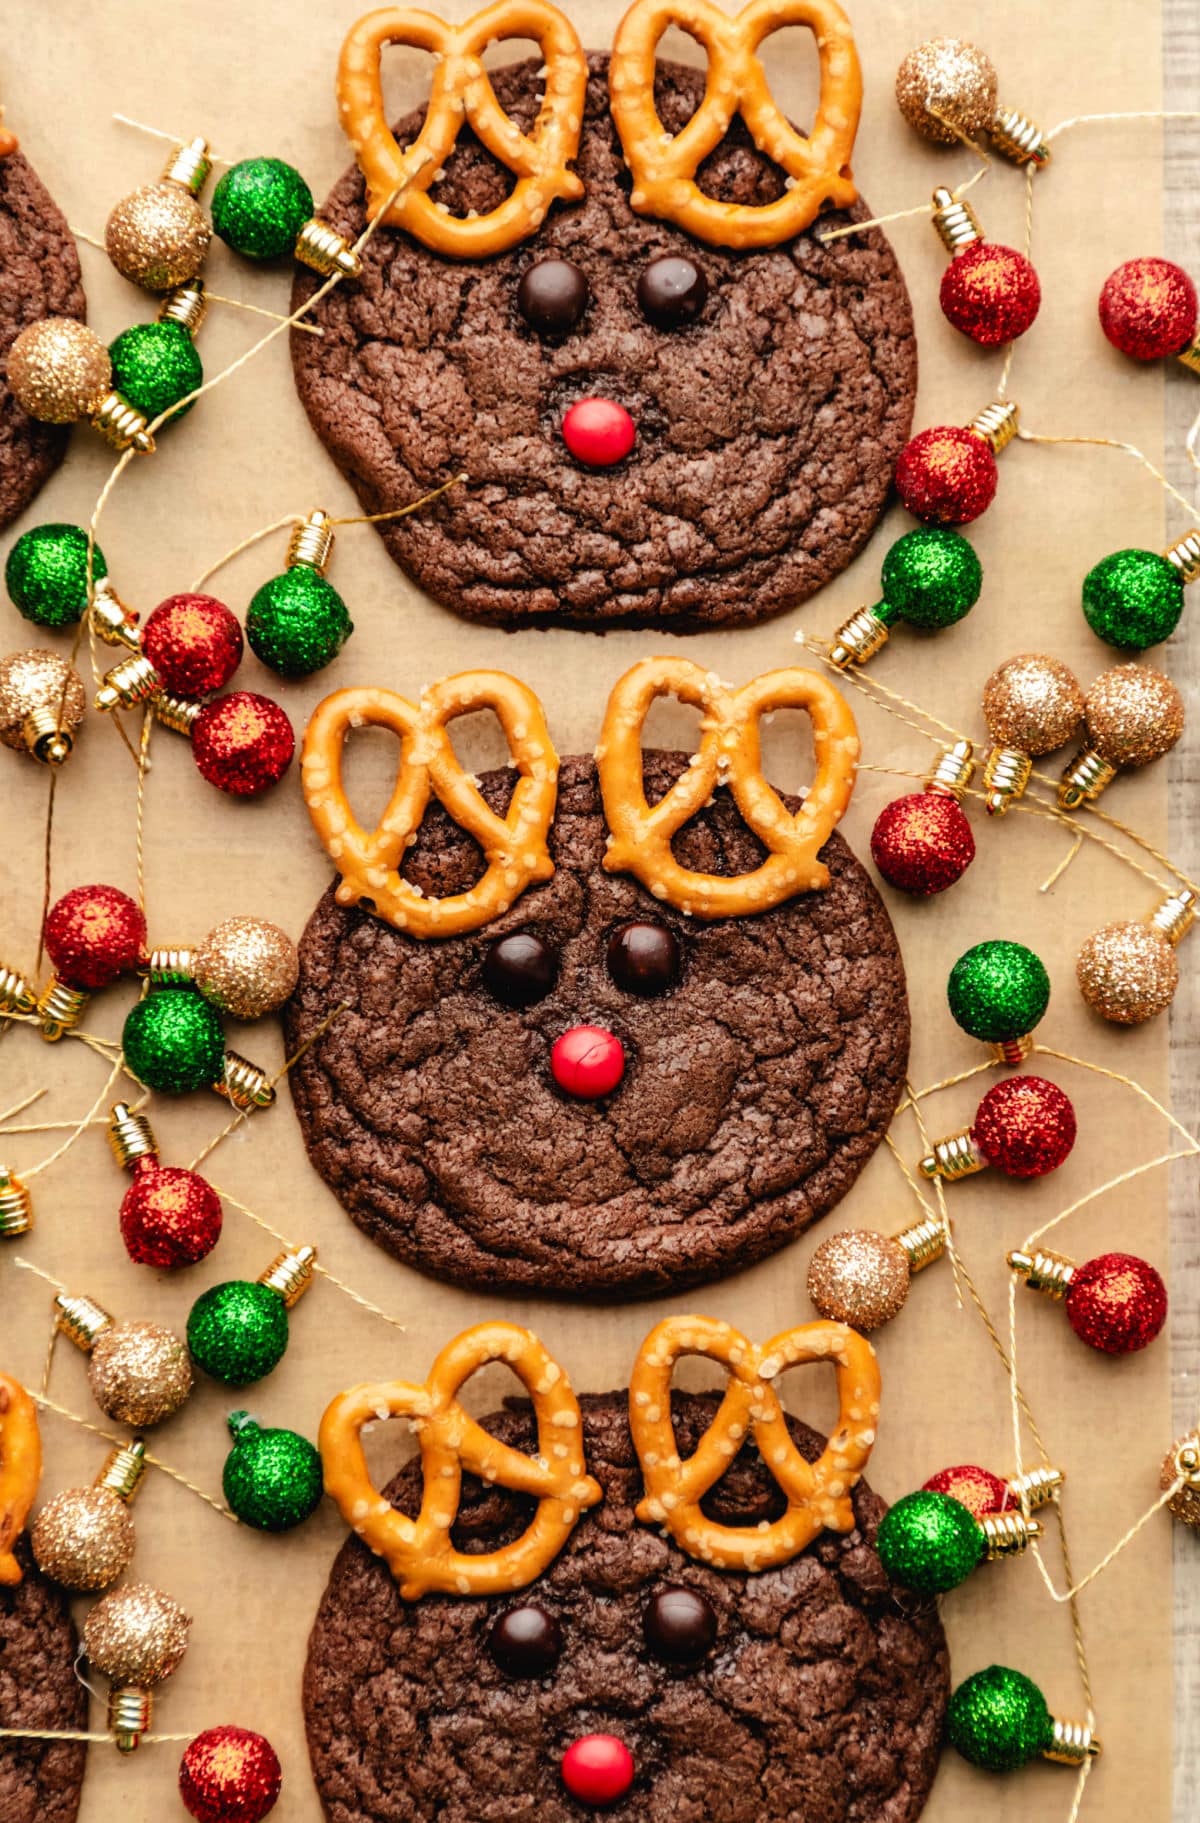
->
597;656;859;917
319;1322;602;1599
0;1372;42;1585
302;671;559;939
337;2;588;256
629;1315;880;1570
610;0;861;248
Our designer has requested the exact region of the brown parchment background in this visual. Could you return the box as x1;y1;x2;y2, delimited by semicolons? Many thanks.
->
0;2;1176;1818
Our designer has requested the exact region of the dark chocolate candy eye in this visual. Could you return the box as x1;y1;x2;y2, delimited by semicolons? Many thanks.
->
489;1602;563;1676
517;258;589;335
607;922;680;996
637;255;708;329
483;932;558;1008
644;1587;717;1664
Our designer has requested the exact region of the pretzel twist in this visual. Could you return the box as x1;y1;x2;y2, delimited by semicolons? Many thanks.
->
629;1316;880;1571
0;1373;42;1585
336;2;588;256
319;1322;602;1599
610;0;861;247
302;671;558;939
597;656;858;917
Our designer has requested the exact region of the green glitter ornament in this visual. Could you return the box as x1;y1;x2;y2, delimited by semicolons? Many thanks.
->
211;157;313;260
108;320;202;424
6;524;107;628
1082;548;1184;650
876;1490;984;1593
947;939;1051;1052
188;1246;316;1387
948;1666;1062;1771
122;989;225;1094
830;528;982;666
246;569;352;676
222;1410;323;1530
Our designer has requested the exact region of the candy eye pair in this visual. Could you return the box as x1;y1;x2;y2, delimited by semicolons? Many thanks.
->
482;922;681;1008
489;1586;717;1678
517;255;709;336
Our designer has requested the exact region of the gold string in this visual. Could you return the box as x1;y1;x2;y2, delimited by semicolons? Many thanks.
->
186;1001;348;1173
327;471;469;526
1047;107;1200;142
1016;425;1198;519
190;514;301;592
208;1183;408;1333
111;110;233;166
0;1727;195;1743
816;160;988;245
68;225;321;334
31;1389;238;1524
12;1256;65;1293
0;1088;47;1126
24;1051;126;1181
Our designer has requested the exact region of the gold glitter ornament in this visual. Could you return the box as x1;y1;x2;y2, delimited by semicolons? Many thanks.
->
7;318;154;453
31;1440;145;1592
0;648;86;765
1077;889;1195;1024
1162;1434;1200;1527
982;654;1085;815
83;1581;191;1751
143;916;299;1019
1059;663;1185;808
54;1291;192;1427
106;189;210;292
806;1216;946;1330
895;37;998;144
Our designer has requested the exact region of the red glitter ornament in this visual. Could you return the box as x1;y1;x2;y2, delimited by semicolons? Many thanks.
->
923;1464;1010;1519
43;884;146;988
142;593;244;698
895;425;997;525
179;1725;282;1823
561;397;636;466
120;1159;223;1268
1099;257;1198;361
561;1734;635;1807
192;692;294;797
973;1075;1076;1178
551;1024;626;1099
1065;1251;1167;1355
870;793;975;895
940;243;1041;347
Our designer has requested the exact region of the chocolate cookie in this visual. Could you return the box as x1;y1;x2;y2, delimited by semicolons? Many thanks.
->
0;150;86;530
304;1392;949;1822
290;55;917;632
0;1546;88;1823
285;752;909;1297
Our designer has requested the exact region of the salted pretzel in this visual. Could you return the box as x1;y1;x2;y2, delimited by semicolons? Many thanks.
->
319;1322;602;1599
610;0;862;248
597;656;859;918
336;2;588;256
0;1372;42;1585
302;671;558;939
629;1315;880;1571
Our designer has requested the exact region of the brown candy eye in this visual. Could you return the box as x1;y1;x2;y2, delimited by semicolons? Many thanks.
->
637;255;708;329
643;1587;717;1664
607;922;680;996
489;1603;563;1676
517;258;589;336
483;933;558;1007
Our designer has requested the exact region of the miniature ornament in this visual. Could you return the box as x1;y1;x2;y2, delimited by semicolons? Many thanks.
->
107;279;206;425
105;136;213;291
948;1666;1100;1772
1161;1434;1200;1528
947;939;1050;1063
981;653;1085;814
876;1488;1039;1595
920;1075;1076;1183
245;512;353;676
561;397;637;467
894;38;1051;165
179;1725;283;1823
1081;530;1200;651
83;1581;191;1752
806;1215;947;1329
7;317;154;452
1077;887;1196;1024
211;156;362;278
109;1102;224;1268
39;883;146;1040
143;916;299;1019
561;1735;635;1807
187;1247;317;1386
31;1439;146;1592
1059;662;1184;808
0;1167;34;1238
828;527;982;668
895;400;1018;526
870;740;976;895
1008;1246;1167;1354
121;989;275;1110
923;1462;1063;1520
0;965;35;1020
191;691;296;796
1099;257;1200;369
54;1289;192;1426
930;188;1040;346
221;1410;323;1531
96;585;244;714
5;523;107;628
0;647;86;765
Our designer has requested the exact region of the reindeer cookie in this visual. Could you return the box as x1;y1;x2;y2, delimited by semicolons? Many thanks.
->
289;0;917;631
305;1320;949;1821
286;658;909;1296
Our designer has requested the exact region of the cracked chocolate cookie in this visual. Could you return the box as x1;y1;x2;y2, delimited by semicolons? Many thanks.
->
304;1391;949;1822
289;54;917;632
0;149;86;531
285;751;909;1297
0;1546;88;1823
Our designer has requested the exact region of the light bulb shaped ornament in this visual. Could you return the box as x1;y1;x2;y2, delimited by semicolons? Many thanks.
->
920;1075;1076;1183
1077;888;1196;1025
108;1103;224;1268
54;1290;192;1426
828;527;982;668
105;136;213;291
31;1440;146;1591
981;653;1085;814
876;1488;1040;1594
895;400;1019;526
187;1247;317;1387
948;1666;1099;1774
871;741;976;896
1008;1246;1167;1354
0;648;86;766
947;939;1051;1064
107;279;207;428
1081;531;1200;651
806;1215;947;1330
1059;663;1184;809
245;512;353;677
930;188;1040;346
1099;258;1200;370
121;988;276;1111
895;38;1052;166
83;1582;191;1752
923;1461;1064;1519
95;580;243;716
7;317;154;453
142;917;298;1019
211;157;362;278
37;883;145;1041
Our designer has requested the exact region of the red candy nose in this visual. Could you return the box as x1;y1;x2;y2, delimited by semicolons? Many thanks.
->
561;397;636;466
551;1025;625;1099
561;1735;635;1806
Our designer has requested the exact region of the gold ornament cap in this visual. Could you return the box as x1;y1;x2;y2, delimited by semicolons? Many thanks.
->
991;102;1051;167
37;977;90;1042
1008;1246;1076;1299
828;605;889;669
90;577;142;650
925;739;975;800
215;1050;277;1111
107;1103;158;1171
931;186;981;256
0;1168;33;1238
919;1129;984;1182
257;1244;317;1308
0;965;35;1017
1162;1433;1200;1527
